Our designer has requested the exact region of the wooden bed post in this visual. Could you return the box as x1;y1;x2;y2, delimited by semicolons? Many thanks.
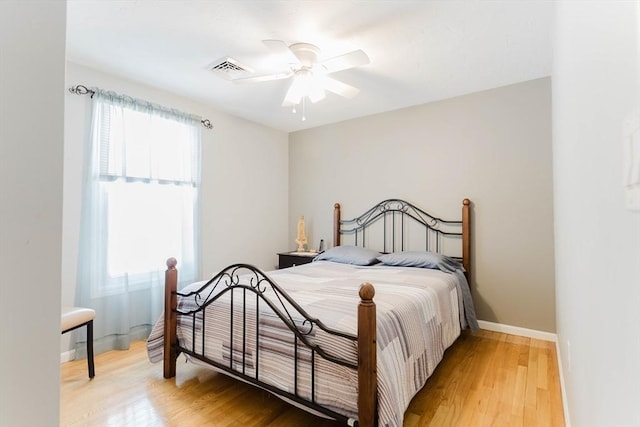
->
462;198;471;283
163;257;178;379
333;203;341;247
358;283;377;427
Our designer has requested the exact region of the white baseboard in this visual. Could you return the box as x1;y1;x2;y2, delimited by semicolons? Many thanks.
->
477;320;557;342
555;341;572;427
60;349;76;364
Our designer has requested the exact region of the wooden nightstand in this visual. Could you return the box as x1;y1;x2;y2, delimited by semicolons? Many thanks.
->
277;251;318;269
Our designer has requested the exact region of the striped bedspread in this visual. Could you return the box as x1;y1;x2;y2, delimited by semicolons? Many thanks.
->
147;261;466;426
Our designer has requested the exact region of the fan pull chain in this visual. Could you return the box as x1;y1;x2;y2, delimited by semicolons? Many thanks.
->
290;98;306;122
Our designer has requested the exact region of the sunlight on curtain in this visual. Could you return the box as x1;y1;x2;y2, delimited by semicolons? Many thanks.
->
74;89;201;356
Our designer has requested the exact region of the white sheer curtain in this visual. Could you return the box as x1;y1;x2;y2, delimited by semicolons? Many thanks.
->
73;89;201;356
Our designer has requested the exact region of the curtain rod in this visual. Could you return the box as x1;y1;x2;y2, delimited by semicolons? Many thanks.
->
68;84;213;130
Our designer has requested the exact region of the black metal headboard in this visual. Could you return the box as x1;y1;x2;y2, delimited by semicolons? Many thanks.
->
333;198;471;274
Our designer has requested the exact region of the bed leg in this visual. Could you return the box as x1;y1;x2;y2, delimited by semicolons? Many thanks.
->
163;257;178;379
333;203;341;247
462;198;471;283
358;283;377;427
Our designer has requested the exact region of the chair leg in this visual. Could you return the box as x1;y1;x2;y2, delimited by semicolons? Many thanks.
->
87;320;95;379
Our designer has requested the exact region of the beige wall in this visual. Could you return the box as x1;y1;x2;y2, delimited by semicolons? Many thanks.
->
289;78;555;333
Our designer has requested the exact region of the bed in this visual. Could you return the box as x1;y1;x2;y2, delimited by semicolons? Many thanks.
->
147;198;477;427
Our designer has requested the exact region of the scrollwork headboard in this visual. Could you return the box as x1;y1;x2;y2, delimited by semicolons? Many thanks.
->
333;198;471;276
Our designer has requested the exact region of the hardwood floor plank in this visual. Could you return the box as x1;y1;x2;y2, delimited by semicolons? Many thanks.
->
511;365;528;419
536;347;550;391
61;331;565;426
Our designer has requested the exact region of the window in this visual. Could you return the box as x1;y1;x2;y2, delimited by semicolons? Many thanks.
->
73;89;202;354
79;91;201;298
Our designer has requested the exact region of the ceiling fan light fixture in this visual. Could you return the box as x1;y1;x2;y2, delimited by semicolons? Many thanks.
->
245;40;369;119
307;73;326;103
283;68;327;106
308;87;326;103
282;71;308;106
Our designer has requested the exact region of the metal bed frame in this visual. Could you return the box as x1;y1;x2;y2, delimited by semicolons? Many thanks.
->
162;198;471;427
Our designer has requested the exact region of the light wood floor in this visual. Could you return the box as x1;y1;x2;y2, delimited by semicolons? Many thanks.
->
60;330;565;426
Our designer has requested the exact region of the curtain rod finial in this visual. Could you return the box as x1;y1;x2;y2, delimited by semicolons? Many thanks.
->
69;85;95;98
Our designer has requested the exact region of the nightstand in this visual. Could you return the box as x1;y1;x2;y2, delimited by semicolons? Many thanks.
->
278;251;318;269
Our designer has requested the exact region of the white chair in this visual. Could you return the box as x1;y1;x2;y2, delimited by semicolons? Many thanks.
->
61;307;95;378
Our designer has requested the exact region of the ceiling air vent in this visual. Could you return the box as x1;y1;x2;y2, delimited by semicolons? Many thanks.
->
207;57;253;81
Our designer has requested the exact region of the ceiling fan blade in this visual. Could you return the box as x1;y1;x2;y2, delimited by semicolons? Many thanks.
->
232;71;293;84
323;77;360;99
263;39;300;65
321;49;370;73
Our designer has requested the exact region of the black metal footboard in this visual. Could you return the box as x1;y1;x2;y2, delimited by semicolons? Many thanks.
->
172;263;361;425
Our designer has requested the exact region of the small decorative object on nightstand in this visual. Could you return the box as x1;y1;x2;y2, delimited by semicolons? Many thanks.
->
278;251;317;269
295;215;308;251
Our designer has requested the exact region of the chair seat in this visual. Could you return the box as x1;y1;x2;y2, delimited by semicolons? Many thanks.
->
61;306;95;332
61;306;96;379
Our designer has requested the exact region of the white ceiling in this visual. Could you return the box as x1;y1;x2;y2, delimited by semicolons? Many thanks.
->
66;0;553;133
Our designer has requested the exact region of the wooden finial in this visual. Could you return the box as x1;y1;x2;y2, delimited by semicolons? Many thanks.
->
166;257;177;269
334;203;341;209
359;283;375;301
463;198;470;206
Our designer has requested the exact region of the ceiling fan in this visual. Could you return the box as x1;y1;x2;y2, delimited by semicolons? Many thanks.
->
233;40;370;112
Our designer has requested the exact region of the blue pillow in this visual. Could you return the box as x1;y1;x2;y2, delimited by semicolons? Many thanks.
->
314;245;380;266
376;251;462;273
